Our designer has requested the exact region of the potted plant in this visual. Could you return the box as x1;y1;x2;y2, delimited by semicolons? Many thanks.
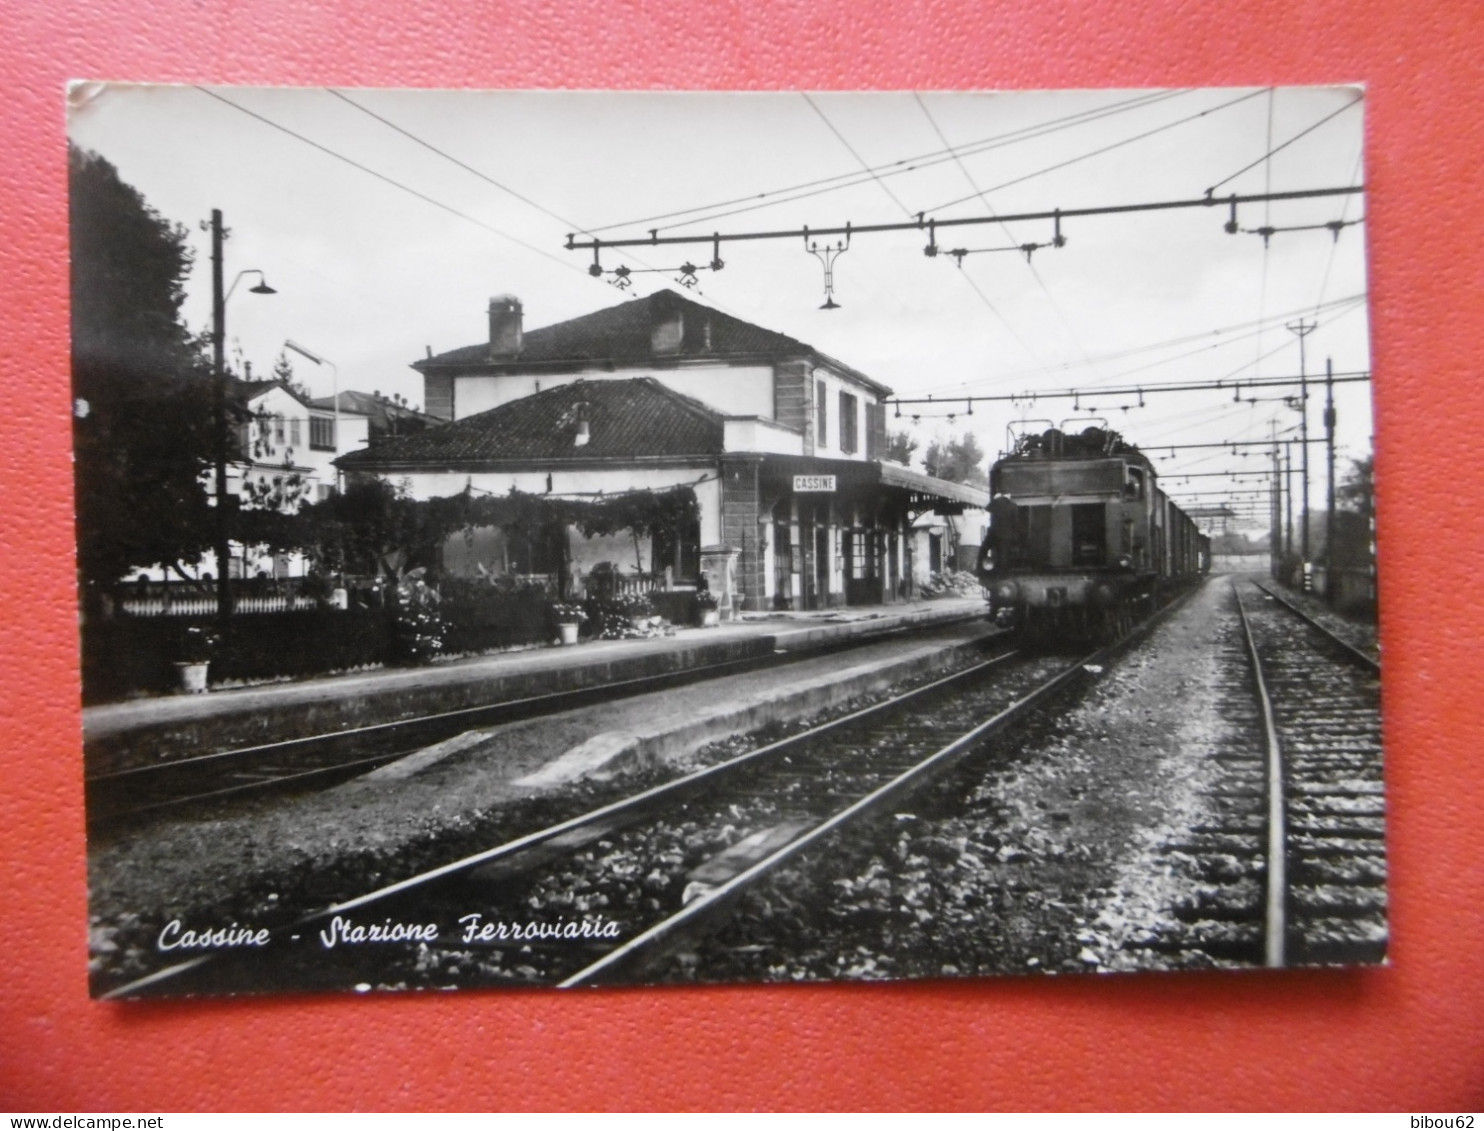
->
173;625;217;694
694;587;720;628
620;594;655;631
550;601;587;645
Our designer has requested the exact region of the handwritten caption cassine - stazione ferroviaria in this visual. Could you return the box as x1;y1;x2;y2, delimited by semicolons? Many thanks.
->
155;912;624;951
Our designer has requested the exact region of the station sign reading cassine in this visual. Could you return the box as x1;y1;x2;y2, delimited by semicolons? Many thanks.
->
793;475;837;493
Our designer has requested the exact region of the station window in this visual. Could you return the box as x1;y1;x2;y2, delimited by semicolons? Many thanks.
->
310;416;336;451
839;391;858;454
816;379;828;447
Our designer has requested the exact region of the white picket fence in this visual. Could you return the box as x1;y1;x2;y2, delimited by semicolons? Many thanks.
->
121;595;322;617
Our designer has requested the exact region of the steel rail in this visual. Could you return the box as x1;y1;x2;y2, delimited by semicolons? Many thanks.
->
561;585;1201;986
97;750;416;821
1252;581;1379;674
88;617;988;823
87;652;781;785
559;650;1095;986
100;645;1019;999
1234;582;1288;969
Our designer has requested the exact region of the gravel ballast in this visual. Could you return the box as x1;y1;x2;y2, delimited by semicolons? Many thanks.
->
685;577;1262;982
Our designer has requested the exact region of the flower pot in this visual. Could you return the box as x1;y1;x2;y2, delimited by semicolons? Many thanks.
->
629;615;649;631
173;661;210;694
557;621;580;646
700;608;720;628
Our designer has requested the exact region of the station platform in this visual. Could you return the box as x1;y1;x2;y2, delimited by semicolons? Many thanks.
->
87;597;1002;929
83;596;990;771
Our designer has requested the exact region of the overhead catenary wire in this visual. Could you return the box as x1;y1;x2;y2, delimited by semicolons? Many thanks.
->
1092;297;1366;389
1205;93;1364;196
319;88;740;315
945;292;1366;402
326;88;594;237
914;92;1105;383
1312;147;1367;318
886;369;1369;409
589;88;1188;235
194;87;582;277
909;292;1366;397
923;87;1271;215
565;185;1363;254
804;94;917;220
1250;89;1277;383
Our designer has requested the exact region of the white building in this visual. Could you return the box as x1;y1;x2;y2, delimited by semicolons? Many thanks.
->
342;290;985;610
124;379;371;585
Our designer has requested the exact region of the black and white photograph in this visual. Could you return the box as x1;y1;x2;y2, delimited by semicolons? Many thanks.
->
70;85;1380;999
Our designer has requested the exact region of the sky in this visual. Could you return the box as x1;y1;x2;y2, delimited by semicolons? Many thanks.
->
67;84;1372;534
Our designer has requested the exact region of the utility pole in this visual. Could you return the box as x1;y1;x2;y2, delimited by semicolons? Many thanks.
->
209;210;276;619
1288;318;1316;584
1284;442;1294;571
211;210;232;620
1324;357;1337;606
1270;423;1281;581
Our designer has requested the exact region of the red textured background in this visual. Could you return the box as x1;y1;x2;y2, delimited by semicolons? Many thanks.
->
3;0;1481;1112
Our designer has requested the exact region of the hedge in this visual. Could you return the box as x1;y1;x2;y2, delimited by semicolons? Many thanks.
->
80;609;390;703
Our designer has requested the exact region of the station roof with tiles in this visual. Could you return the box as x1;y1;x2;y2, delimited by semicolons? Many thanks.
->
339;376;723;470
414;288;891;398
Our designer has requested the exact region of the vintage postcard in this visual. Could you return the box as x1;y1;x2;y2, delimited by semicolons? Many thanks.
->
70;85;1379;998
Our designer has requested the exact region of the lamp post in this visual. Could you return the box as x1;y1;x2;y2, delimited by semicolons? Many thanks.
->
283;339;340;491
210;208;275;619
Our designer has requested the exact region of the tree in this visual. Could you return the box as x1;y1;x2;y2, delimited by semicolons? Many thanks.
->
69;146;217;601
923;431;989;487
1329;454;1376;572
1337;455;1374;519
884;429;919;465
270;349;314;404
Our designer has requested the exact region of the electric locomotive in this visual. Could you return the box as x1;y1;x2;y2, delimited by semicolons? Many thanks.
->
976;421;1209;642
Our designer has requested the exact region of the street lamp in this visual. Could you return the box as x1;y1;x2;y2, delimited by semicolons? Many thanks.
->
210;208;276;619
283;339;340;491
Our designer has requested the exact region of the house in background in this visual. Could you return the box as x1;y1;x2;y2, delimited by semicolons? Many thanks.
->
232;379;371;508
308;388;439;445
342;289;985;611
122;379;372;588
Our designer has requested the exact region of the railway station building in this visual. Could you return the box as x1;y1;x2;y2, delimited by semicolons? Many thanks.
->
339;289;986;613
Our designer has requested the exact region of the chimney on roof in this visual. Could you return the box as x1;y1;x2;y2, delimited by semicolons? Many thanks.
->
488;295;523;359
650;292;684;356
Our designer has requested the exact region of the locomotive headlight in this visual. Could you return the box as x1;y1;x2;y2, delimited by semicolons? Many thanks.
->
1116;554;1133;570
993;581;1019;604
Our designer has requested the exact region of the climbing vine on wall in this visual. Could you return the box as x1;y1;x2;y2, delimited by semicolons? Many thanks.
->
247;479;701;578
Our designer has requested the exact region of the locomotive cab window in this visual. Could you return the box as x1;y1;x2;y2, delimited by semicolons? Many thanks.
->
1125;466;1145;500
1071;503;1107;567
1019;505;1053;567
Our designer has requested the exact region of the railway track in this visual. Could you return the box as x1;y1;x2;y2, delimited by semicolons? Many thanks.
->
104;608;1179;997
1133;577;1385;967
85;620;985;827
